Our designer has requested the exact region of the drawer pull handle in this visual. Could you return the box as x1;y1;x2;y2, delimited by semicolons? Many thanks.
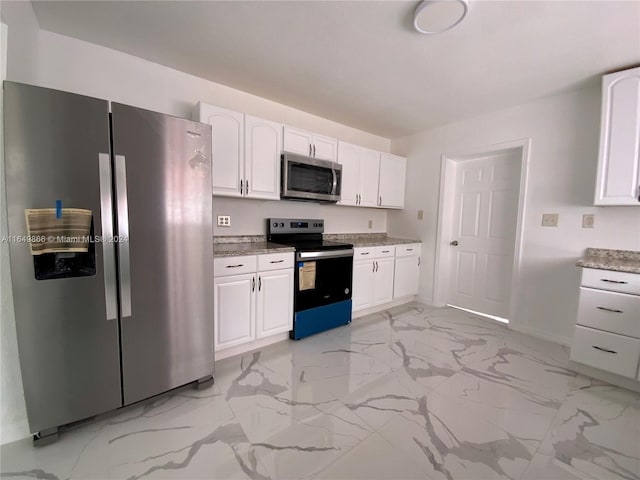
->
407;248;413;251
360;252;370;255
601;279;628;284
592;345;617;354
270;260;284;264
226;264;244;268
382;250;390;253
596;306;623;313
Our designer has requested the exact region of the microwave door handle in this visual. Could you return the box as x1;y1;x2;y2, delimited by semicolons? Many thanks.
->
332;168;338;196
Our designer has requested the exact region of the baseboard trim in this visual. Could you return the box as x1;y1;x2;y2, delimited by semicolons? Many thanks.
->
215;332;290;360
509;323;572;347
0;420;30;446
568;361;640;393
352;296;417;319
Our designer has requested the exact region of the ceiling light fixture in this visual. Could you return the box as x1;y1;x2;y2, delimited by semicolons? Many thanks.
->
413;0;469;35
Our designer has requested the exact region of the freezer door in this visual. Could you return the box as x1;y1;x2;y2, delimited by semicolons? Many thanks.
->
111;103;213;405
3;82;121;433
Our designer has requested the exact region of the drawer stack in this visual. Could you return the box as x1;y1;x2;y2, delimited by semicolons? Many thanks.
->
570;269;640;380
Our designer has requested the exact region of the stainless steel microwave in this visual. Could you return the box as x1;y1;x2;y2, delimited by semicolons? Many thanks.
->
281;152;342;203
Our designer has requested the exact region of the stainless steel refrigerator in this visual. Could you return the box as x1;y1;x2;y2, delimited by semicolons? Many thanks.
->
3;82;214;445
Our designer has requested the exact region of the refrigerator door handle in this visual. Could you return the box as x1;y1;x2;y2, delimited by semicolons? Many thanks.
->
115;154;132;318
98;153;117;321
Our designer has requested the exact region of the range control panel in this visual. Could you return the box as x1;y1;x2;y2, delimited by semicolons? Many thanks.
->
267;218;324;235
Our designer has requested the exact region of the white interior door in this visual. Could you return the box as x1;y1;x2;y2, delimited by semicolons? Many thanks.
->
448;151;521;319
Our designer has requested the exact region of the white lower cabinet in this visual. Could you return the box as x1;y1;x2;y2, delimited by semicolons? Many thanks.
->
256;269;294;338
393;244;420;299
352;246;404;312
570;267;640;380
571;326;640;379
214;273;255;350
214;252;294;352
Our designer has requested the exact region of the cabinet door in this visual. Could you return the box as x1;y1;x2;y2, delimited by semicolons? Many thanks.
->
313;134;338;162
196;103;244;197
394;255;420;299
359;147;381;207
245;115;282;200
595;67;640;206
379;153;407;209
337;141;360;206
214;273;255;350
283;126;313;156
256;269;294;338
373;257;395;305
352;260;375;311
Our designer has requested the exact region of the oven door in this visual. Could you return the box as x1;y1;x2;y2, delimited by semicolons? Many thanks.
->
295;249;353;312
282;153;341;202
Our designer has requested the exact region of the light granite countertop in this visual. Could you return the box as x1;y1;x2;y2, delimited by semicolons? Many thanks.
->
324;233;421;248
213;233;420;257
213;235;295;257
576;248;640;274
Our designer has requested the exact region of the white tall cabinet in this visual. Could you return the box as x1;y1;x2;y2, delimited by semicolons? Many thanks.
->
195;103;282;200
594;66;640;206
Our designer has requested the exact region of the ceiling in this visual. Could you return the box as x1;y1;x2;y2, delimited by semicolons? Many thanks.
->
30;0;640;138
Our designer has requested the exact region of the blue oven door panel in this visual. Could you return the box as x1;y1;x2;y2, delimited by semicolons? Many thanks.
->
291;299;352;340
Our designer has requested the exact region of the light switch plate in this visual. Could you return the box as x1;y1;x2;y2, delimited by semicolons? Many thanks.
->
582;214;595;228
417;210;424;220
541;213;559;227
217;215;231;227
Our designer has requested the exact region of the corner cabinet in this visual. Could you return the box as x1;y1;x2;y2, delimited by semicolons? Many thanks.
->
594;67;640;206
195;102;282;200
283;126;337;162
214;252;294;352
393;244;420;298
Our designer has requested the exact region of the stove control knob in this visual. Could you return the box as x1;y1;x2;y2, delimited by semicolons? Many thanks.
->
319;223;323;227
272;222;277;227
279;223;284;227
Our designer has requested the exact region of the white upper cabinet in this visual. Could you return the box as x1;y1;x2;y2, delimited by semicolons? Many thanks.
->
244;115;282;200
378;153;407;209
359;147;381;207
196;102;282;200
195;103;244;197
595;67;640;206
337;142;360;206
283;126;338;162
337;142;380;207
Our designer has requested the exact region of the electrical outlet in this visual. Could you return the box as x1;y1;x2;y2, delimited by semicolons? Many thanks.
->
417;210;424;220
217;215;231;227
368;220;373;229
541;213;559;227
582;214;595;228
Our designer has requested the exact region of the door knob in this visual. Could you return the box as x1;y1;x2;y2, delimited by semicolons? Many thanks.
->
450;240;459;246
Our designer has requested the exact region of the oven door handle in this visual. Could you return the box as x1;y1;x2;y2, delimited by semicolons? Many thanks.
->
297;249;354;260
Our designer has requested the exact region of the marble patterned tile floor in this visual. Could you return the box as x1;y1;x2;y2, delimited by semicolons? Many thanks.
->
2;303;639;480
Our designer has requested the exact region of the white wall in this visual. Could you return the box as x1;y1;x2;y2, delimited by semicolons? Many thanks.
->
0;19;392;444
214;198;386;236
388;85;640;344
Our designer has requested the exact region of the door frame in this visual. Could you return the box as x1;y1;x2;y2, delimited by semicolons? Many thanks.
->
432;138;531;327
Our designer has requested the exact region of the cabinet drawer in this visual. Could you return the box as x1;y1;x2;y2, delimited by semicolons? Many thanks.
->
354;247;376;260
258;252;294;271
577;287;640;338
214;255;257;277
395;244;420;257
570;326;640;378
581;268;640;295
374;246;395;258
